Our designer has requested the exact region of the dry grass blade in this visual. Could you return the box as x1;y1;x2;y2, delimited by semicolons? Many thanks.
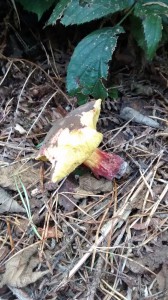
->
14;69;36;122
26;90;59;137
15;178;42;239
101;279;127;300
0;60;13;86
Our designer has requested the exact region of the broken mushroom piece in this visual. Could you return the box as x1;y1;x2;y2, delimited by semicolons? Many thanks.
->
84;148;128;180
36;99;127;182
36;99;103;182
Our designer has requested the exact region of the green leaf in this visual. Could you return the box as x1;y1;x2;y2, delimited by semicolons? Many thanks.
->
61;0;134;26
133;1;164;59
47;0;72;25
92;80;108;99
17;0;56;20
131;15;147;52
134;0;168;17
76;93;88;105
108;87;118;99
143;14;162;60
162;19;168;44
66;26;124;98
143;1;168;15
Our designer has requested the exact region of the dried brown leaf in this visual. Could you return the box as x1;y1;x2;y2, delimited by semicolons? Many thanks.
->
0;162;40;191
37;226;63;239
79;174;113;193
58;178;78;212
156;267;166;292
131;82;153;96
0;187;25;213
0;244;49;288
126;244;168;274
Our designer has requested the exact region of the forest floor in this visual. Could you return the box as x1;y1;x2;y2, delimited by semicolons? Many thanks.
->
0;4;168;300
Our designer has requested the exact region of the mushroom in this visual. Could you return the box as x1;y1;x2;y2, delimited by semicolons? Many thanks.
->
36;99;127;182
84;148;127;180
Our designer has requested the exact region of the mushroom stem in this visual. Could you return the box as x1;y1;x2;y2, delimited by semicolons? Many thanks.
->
83;149;127;180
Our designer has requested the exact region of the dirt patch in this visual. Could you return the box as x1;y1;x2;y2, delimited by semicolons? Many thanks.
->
0;3;168;300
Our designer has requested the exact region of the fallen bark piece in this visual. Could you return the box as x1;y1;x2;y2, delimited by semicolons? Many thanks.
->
0;244;49;288
36;100;103;182
84;149;127;180
120;106;160;128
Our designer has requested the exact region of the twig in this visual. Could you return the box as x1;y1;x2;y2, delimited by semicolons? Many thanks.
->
0;141;35;152
14;68;36;122
84;256;104;300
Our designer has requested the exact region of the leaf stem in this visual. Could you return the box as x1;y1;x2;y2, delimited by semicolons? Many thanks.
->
117;1;137;27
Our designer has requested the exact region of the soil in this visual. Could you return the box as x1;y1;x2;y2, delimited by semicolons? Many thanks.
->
0;3;168;300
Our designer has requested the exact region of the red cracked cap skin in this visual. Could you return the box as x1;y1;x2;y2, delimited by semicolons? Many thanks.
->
83;149;127;180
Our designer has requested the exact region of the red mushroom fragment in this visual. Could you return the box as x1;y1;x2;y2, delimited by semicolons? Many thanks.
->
84;148;127;180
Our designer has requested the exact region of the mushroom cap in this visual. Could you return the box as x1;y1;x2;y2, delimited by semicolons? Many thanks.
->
36;99;102;182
